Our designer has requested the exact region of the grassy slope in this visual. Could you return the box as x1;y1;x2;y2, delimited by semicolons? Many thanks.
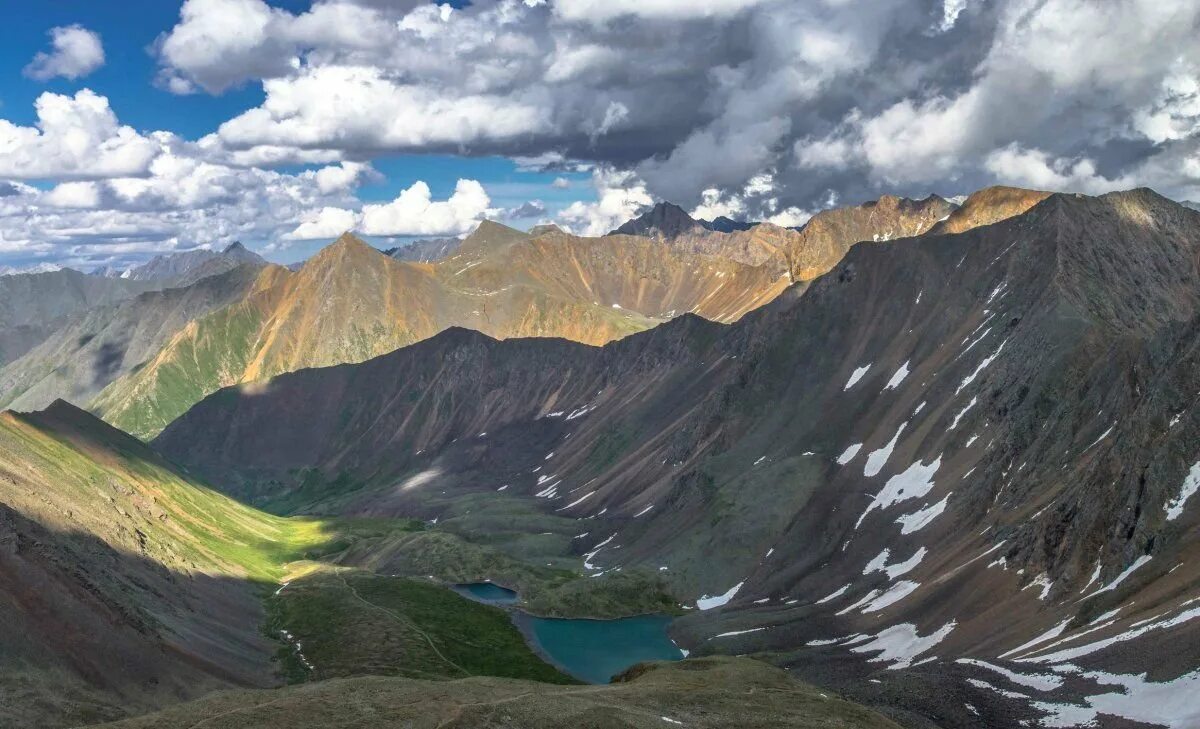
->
267;571;572;684
0;403;574;725
98;657;902;729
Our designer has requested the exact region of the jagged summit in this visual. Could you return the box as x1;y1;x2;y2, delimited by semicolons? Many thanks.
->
611;202;706;238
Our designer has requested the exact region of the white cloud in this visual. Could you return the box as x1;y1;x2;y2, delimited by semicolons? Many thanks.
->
359;179;492;236
983;145;1133;194
0;91;372;269
43;181;101;209
24;25;105;81
557;168;652;236
217;65;551;153
553;0;768;22
286;206;359;240
0;90;160;180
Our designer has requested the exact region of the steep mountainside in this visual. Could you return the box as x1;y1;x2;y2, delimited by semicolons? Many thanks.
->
89;225;789;439
158;190;1200;728
0;264;265;413
0;401;323;727
0;270;161;366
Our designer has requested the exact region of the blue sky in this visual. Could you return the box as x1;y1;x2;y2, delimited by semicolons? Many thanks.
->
0;0;598;268
1;0;1198;272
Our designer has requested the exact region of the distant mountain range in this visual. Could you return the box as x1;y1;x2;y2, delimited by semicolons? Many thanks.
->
93;241;266;286
612;195;958;279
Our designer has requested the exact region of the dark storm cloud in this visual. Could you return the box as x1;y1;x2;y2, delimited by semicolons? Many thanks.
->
141;0;1200;215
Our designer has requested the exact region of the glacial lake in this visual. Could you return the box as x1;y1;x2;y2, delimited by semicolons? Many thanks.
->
456;582;684;684
520;614;684;684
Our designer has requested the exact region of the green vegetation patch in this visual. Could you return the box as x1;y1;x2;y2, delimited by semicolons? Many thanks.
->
267;571;573;685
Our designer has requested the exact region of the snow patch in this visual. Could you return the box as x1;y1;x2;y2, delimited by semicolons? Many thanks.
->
816;584;851;604
850;621;957;669
837;443;863;465
864;547;927;580
860;580;921;613
857;456;942;528
864;422;908;477
1166;461;1200;521
844;364;872;390
697;581;744;610
949;396;977;431
884;361;911;391
896;494;949;534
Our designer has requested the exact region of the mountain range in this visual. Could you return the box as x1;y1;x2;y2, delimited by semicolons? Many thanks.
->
5;186;1200;728
2;194;964;440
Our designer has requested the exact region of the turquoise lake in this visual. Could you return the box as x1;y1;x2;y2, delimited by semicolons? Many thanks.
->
520;614;684;684
455;582;684;683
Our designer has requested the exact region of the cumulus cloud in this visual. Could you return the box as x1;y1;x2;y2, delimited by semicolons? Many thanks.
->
360;179;493;236
983;145;1133;195
8;0;1200;268
557;168;652;236
0;91;373;268
149;0;1200;210
24;25;105;81
285;206;359;240
0;90;159;180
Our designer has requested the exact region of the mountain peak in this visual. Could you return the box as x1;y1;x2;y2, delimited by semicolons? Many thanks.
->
303;232;384;271
611;202;705;238
930;185;1050;235
459;220;530;252
529;223;566;236
223;241;247;254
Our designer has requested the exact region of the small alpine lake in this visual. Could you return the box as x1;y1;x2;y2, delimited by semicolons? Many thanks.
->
517;613;684;684
454;583;684;684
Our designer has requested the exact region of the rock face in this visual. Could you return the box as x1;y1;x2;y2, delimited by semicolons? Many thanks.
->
87;226;789;439
158;189;1200;727
0;401;292;727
